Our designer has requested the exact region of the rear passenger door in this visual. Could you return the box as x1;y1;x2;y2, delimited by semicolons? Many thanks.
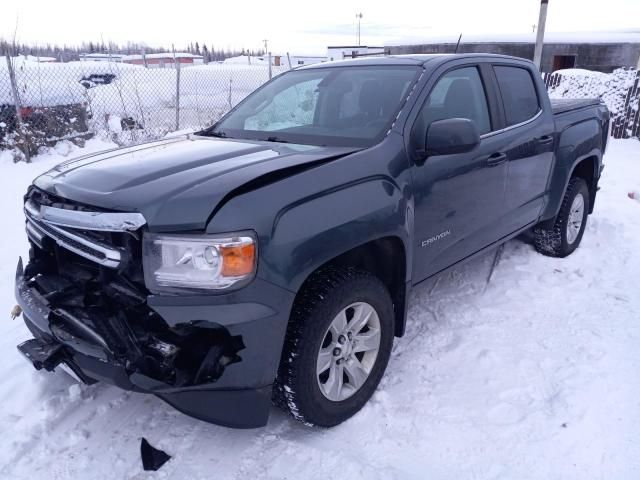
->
491;64;555;230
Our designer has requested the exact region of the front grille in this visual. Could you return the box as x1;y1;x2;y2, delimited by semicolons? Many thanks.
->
24;188;146;269
26;214;116;266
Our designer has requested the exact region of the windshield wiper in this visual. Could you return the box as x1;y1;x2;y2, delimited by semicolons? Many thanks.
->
209;130;228;138
199;128;228;138
263;136;289;144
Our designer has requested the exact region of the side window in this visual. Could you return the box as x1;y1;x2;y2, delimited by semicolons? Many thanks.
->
493;66;540;126
415;66;491;137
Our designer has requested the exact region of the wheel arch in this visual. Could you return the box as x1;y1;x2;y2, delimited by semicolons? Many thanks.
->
570;155;598;214
540;125;602;225
295;236;410;338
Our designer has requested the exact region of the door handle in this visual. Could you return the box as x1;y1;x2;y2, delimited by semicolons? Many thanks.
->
537;135;554;145
486;152;507;167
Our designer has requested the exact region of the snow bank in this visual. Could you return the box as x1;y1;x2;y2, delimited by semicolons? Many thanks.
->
0;139;639;478
1;59;290;147
223;55;268;65
0;59;88;107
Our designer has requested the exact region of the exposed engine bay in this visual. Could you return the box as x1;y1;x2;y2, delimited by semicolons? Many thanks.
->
19;187;245;389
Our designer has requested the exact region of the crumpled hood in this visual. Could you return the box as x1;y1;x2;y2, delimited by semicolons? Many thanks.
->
34;135;356;231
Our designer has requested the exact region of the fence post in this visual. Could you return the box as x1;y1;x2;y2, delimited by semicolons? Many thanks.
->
173;48;181;131
5;55;23;123
5;54;30;161
286;52;292;70
631;71;640;138
141;49;148;68
268;52;272;79
618;70;640;139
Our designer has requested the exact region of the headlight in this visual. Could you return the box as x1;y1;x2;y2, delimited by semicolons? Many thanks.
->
142;232;256;293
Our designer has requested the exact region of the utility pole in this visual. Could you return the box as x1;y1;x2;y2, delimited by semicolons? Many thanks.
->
533;0;548;70
262;39;268;54
356;13;363;46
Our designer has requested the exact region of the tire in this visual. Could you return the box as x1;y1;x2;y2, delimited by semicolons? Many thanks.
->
273;267;394;427
534;177;590;257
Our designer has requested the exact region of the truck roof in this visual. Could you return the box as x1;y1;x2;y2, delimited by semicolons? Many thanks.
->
299;53;532;69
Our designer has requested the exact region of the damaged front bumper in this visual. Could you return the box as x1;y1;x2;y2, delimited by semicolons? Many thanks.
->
15;256;294;429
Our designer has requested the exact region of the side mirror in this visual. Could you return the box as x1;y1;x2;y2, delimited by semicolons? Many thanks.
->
421;118;480;160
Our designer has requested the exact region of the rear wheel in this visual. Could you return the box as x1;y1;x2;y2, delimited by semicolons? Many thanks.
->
273;267;394;427
534;177;590;257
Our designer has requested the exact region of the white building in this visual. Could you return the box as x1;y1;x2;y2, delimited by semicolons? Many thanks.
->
286;55;326;66
327;46;386;62
79;53;124;63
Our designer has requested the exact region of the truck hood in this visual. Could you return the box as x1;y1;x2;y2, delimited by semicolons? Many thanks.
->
34;135;357;231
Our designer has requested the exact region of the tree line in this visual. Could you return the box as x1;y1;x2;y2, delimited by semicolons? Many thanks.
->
0;39;265;63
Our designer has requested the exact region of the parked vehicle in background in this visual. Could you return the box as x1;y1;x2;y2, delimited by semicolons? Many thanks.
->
79;73;117;89
14;54;608;429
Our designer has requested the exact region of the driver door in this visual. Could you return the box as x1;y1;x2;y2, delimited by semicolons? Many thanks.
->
410;64;510;281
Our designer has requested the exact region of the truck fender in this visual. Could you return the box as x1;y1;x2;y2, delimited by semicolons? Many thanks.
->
262;175;412;293
540;118;602;222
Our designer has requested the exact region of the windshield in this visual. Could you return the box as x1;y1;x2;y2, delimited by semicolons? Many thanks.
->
202;66;420;147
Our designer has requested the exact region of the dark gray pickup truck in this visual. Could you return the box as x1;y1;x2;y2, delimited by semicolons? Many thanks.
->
14;54;609;428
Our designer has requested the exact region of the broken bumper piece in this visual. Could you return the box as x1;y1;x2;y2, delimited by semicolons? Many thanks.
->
14;257;294;428
18;337;65;371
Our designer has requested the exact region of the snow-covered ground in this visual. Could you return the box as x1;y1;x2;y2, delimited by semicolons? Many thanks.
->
1;139;639;479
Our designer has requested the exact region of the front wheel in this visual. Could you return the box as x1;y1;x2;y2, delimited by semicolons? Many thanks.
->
534;177;590;257
273;267;394;427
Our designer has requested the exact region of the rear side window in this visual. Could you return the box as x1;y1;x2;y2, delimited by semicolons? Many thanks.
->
493;66;540;126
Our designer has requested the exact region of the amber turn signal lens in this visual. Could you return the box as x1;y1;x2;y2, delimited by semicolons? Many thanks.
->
220;243;256;277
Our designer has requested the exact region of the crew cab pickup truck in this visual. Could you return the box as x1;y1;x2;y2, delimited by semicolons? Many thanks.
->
14;54;609;429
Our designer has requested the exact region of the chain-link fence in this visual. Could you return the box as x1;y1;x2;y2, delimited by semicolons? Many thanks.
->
543;68;640;139
3;57;638;161
1;55;290;159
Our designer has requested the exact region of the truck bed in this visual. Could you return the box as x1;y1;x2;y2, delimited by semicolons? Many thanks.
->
550;98;601;115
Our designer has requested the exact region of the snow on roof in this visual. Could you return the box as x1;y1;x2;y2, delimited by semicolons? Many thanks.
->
79;53;124;58
122;52;203;61
387;30;640;46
